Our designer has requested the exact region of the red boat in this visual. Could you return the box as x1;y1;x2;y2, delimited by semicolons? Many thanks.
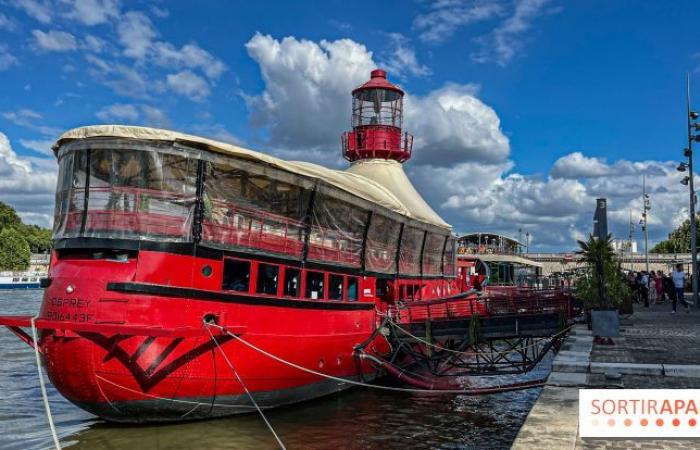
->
0;70;488;423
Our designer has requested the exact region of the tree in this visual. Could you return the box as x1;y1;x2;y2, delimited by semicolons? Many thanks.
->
651;215;698;253
21;224;52;253
574;234;630;309
0;227;31;271
0;201;21;231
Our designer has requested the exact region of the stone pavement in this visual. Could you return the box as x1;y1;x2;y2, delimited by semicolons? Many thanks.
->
512;303;700;450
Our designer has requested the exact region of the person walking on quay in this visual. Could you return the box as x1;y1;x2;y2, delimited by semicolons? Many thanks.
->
671;264;690;314
648;272;657;304
655;270;664;303
663;271;675;303
639;271;650;308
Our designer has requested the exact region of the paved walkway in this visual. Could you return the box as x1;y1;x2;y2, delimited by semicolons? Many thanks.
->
512;302;700;450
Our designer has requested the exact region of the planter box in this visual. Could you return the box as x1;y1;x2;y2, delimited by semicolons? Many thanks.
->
591;309;620;337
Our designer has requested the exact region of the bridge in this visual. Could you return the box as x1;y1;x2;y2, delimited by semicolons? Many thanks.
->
525;253;692;275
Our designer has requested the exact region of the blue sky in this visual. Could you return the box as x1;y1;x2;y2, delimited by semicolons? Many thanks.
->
0;0;697;251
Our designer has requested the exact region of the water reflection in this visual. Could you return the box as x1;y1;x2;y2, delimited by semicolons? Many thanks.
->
0;290;548;450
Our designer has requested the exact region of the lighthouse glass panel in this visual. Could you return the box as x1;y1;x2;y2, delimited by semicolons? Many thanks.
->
352;88;403;128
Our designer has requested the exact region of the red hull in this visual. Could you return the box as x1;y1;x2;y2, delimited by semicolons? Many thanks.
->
25;249;398;422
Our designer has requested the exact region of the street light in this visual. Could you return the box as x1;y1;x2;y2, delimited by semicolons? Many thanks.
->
684;73;699;309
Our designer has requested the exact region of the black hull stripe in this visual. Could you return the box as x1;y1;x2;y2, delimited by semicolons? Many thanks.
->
106;282;376;311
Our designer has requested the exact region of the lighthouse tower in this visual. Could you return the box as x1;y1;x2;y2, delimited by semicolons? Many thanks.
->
343;70;449;229
342;69;413;162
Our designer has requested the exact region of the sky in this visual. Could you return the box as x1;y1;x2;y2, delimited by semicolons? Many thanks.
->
0;0;698;252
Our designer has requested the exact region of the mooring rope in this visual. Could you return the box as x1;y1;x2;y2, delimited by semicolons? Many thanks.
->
203;322;547;395
205;324;287;450
30;316;62;450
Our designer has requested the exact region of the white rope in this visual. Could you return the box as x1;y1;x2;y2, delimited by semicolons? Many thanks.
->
30;316;62;450
204;322;545;395
205;324;287;450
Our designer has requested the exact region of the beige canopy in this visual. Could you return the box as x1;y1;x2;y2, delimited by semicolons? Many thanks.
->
55;125;451;230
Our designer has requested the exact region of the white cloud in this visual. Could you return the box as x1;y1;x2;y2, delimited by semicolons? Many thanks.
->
19;138;54;156
2;109;61;136
245;33;376;153
471;0;555;65
414;0;504;43
95;103;139;121
150;6;169;18
64;0;120;26
406;83;510;166
0;13;17;31
94;103;170;127
382;33;430;78
166;70;210;101
82;34;106;52
0;45;18;71
117;11;156;59
32;29;77;52
153;42;227;79
86;54;155;98
0;131;57;228
141;105;169;128
14;0;53;24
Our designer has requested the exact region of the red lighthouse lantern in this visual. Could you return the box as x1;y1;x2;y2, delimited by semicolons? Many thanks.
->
342;69;413;162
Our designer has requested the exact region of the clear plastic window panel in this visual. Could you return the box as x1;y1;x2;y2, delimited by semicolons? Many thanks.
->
83;148;197;241
365;213;400;273
422;233;446;276
308;192;368;267
443;237;457;276
202;158;312;258
399;226;424;275
53;150;87;239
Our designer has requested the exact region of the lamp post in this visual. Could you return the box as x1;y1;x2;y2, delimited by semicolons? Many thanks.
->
677;73;700;309
640;175;650;273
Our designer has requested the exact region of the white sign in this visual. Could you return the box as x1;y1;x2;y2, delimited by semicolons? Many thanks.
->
580;389;700;438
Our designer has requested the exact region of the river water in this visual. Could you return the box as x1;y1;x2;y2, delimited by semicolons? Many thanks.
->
0;290;550;450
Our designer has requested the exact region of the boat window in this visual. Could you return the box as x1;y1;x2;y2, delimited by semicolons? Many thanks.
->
84;149;197;241
222;259;251;292
21;278;28;282
202;157;312;258
423;233;446;276
53;150;87;239
305;271;325;300
443;237;457;277
347;277;359;301
53;144;198;242
283;267;301;297
12;278;19;282
365;214;401;274
399;227;424;275
30;278;37;282
308;192;368;267
328;274;343;301
256;263;279;295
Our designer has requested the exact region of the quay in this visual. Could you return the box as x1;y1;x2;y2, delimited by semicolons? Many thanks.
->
512;303;700;449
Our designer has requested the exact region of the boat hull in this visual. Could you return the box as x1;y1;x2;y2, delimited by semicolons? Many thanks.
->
34;251;385;423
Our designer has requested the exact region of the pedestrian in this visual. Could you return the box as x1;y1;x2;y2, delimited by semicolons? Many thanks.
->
655;270;664;303
663;272;674;303
639;271;650;308
671;263;690;314
649;271;657;304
